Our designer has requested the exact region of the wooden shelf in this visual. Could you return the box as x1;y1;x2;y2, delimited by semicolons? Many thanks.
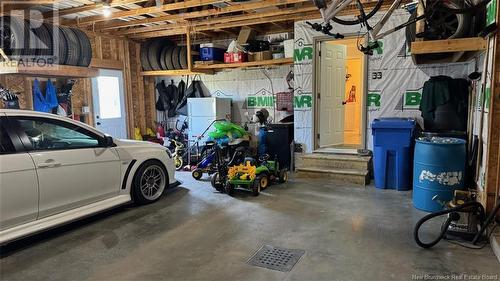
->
0;63;99;78
411;37;488;55
411;37;488;65
140;69;213;76
194;58;294;70
139;58;294;76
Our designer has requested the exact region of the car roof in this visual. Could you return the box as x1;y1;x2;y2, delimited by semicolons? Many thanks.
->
0;109;105;137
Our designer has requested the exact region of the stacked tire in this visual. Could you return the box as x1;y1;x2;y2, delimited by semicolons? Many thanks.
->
141;38;190;71
1;16;92;67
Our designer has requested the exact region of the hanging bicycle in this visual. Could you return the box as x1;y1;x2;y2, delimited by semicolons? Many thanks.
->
308;0;491;55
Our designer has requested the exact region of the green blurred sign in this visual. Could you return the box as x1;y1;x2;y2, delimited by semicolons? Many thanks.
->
486;0;497;26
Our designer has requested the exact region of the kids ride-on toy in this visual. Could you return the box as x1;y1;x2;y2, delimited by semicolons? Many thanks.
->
225;154;288;196
192;144;217;180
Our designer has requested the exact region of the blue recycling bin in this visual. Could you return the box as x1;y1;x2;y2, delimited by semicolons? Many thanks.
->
372;118;416;190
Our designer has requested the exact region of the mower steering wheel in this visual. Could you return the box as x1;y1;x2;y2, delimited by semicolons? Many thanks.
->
259;154;270;162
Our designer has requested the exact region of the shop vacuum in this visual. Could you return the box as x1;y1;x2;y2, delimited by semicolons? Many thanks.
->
414;191;500;249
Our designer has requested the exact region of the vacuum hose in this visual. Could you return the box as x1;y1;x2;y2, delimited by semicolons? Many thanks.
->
413;201;485;249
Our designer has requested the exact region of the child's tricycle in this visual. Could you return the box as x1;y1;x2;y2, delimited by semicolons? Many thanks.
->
191;146;217;180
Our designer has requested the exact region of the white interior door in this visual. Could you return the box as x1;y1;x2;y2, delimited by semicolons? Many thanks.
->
319;42;346;147
92;69;127;139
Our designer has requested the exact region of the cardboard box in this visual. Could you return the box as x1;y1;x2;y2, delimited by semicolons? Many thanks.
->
237;27;256;45
248;51;272;61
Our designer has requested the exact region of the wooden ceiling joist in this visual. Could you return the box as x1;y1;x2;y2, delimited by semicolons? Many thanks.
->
131;10;319;38
126;0;393;39
115;4;316;36
97;0;309;31
44;0;147;18
64;0;227;26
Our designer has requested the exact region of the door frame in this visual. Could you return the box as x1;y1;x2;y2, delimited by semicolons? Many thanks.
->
91;69;129;139
312;35;369;152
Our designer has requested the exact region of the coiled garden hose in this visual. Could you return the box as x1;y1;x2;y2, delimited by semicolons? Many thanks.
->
413;201;486;249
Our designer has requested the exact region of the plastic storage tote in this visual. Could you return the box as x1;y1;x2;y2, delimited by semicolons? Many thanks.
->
413;137;466;212
372;118;416;191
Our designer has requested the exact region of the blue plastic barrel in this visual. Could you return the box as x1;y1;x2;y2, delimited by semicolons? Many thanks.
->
413;137;466;212
372;118;416;190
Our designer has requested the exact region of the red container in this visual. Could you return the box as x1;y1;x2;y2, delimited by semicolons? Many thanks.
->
224;52;248;63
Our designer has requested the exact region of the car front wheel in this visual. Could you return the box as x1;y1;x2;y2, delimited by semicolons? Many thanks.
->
132;160;168;205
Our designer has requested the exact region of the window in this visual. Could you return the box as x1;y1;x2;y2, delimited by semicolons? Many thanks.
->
0;122;15;154
12;117;101;151
97;76;122;119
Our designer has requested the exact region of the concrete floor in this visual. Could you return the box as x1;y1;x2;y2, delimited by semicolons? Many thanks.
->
1;172;499;281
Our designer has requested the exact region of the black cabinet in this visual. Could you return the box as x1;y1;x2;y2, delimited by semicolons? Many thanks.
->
264;123;294;170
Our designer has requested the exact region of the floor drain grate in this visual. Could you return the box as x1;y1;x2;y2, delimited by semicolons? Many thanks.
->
247;245;305;272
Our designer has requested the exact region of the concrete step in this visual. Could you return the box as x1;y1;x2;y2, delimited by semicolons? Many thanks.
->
295;167;370;186
296;153;372;171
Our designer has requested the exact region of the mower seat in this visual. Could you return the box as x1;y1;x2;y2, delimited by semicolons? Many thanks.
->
244;157;256;166
228;147;246;166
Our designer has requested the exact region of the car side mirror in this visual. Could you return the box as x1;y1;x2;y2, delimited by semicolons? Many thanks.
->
103;136;114;147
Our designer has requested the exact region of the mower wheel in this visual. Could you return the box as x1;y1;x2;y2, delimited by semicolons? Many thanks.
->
192;169;203;180
252;178;261;196
211;172;224;192
257;174;269;189
225;183;235;196
278;170;288;183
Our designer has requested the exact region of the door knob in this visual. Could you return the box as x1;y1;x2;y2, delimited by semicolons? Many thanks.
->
97;122;102;125
38;159;61;168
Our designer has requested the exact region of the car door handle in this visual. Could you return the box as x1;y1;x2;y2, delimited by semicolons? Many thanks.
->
38;160;62;168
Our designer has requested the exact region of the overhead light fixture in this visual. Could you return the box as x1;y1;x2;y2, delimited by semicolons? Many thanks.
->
102;2;112;17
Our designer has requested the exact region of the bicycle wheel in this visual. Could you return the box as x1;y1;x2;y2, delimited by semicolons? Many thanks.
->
438;0;491;14
331;0;384;26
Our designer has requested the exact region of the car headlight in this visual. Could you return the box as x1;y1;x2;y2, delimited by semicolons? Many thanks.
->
165;148;172;159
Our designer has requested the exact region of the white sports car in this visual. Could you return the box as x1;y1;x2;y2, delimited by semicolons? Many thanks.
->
0;109;177;244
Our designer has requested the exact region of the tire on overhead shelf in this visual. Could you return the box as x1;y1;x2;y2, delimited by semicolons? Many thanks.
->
59;26;81;66
21;19;38;57
159;45;169;70
165;46;176;70
72;28;92;67
0;16;30;60
141;41;153;71
179;46;188;69
405;10;465;63
147;38;170;71
171;46;182;70
43;23;67;65
426;0;471;40
32;23;53;57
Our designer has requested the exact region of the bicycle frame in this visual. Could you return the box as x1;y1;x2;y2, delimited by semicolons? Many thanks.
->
319;0;423;42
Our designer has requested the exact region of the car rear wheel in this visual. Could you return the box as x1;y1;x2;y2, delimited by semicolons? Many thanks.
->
132;160;167;205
